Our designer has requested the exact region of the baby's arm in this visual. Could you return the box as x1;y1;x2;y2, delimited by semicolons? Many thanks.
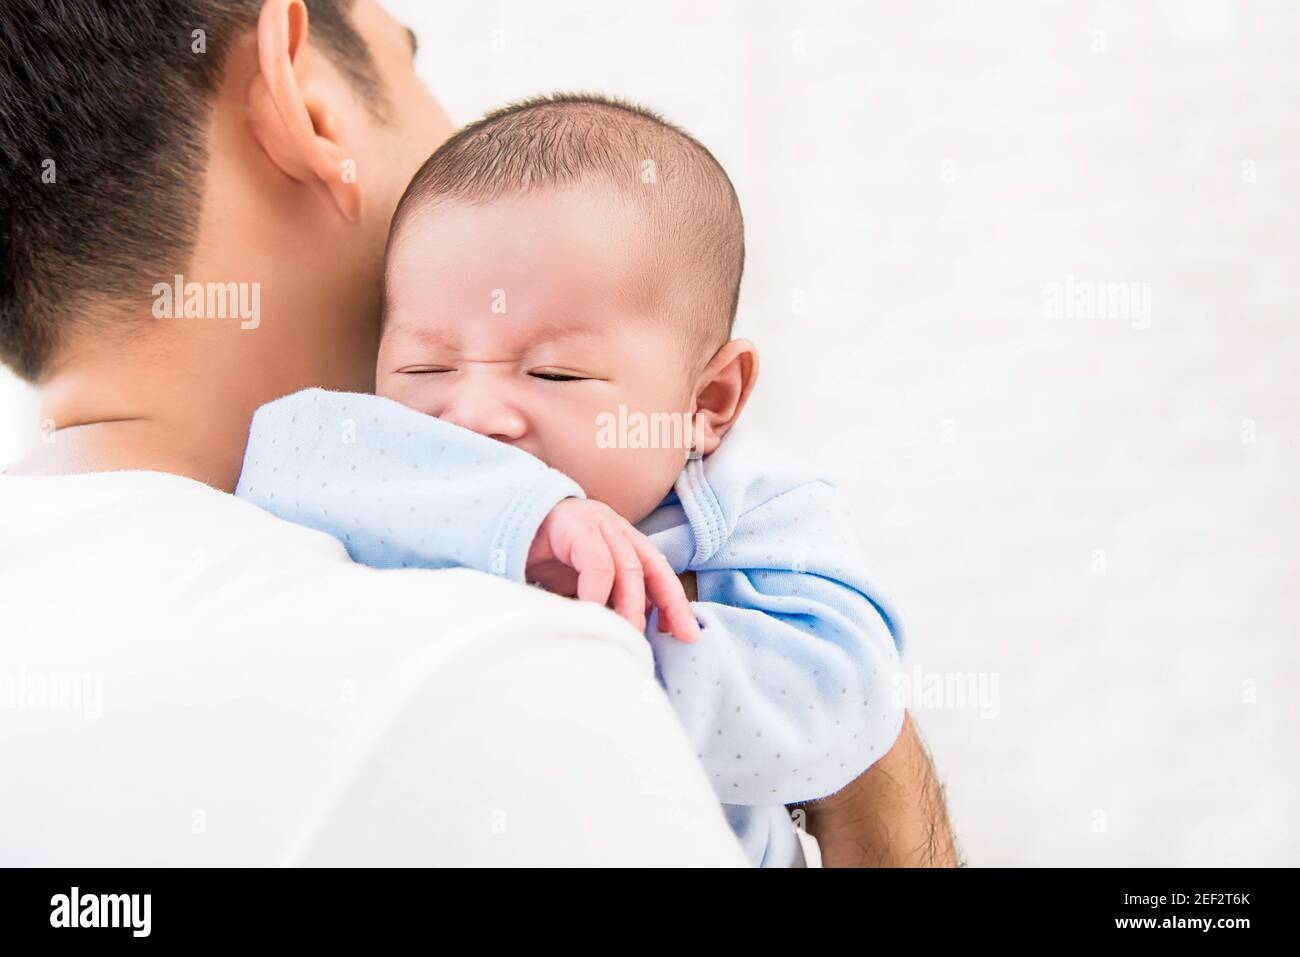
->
235;388;580;581
649;479;905;807
235;388;699;640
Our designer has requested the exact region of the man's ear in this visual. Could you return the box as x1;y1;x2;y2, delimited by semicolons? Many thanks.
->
246;0;361;221
691;339;759;456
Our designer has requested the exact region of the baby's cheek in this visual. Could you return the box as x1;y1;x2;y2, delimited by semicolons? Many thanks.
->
547;392;690;520
587;444;688;524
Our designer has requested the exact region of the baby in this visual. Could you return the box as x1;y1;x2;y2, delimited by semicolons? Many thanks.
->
235;94;905;867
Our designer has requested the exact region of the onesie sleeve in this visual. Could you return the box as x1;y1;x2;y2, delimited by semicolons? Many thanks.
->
234;388;583;581
649;479;905;807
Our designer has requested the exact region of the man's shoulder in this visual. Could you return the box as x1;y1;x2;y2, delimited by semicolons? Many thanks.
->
0;471;686;865
1;466;354;579
0;468;646;660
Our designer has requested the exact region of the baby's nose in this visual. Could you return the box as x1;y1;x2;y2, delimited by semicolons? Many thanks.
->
438;387;527;443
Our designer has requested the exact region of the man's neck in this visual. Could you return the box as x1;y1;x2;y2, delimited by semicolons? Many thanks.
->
9;417;246;491
7;330;376;492
10;373;260;492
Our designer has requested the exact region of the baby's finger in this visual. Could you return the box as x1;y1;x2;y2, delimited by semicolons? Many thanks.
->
601;523;647;634
631;534;699;643
567;524;617;609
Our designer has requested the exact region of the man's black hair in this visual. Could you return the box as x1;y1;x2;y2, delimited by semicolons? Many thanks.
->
0;0;383;382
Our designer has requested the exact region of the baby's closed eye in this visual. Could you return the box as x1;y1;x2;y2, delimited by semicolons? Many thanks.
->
529;371;587;382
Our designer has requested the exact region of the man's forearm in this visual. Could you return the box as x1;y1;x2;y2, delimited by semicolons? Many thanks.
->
799;711;960;867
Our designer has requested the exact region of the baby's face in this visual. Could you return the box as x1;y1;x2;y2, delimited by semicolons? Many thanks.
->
378;188;699;523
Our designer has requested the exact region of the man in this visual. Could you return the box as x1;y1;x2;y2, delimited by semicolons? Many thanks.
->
0;0;955;865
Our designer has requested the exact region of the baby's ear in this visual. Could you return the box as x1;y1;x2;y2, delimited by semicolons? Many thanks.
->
691;339;759;455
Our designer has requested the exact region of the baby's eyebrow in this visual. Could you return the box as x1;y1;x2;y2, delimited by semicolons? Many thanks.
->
529;320;605;343
388;312;451;344
386;313;606;352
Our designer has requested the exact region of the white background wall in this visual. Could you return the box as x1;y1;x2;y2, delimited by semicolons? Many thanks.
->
5;0;1296;864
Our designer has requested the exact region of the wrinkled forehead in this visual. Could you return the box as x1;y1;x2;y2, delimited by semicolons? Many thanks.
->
383;304;611;355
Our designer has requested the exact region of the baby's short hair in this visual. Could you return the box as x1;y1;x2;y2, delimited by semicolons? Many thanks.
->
386;92;744;359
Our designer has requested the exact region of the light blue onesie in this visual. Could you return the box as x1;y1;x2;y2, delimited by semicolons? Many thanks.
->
234;389;906;867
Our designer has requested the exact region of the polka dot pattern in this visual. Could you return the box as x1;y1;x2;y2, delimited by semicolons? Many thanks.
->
235;389;583;583
637;424;907;865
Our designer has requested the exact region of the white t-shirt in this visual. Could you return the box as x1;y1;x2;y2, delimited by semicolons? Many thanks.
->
0;470;748;866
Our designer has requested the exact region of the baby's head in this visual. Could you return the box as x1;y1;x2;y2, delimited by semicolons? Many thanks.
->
377;93;755;524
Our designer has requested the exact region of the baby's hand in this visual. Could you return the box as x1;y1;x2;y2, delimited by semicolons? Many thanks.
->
526;499;701;643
